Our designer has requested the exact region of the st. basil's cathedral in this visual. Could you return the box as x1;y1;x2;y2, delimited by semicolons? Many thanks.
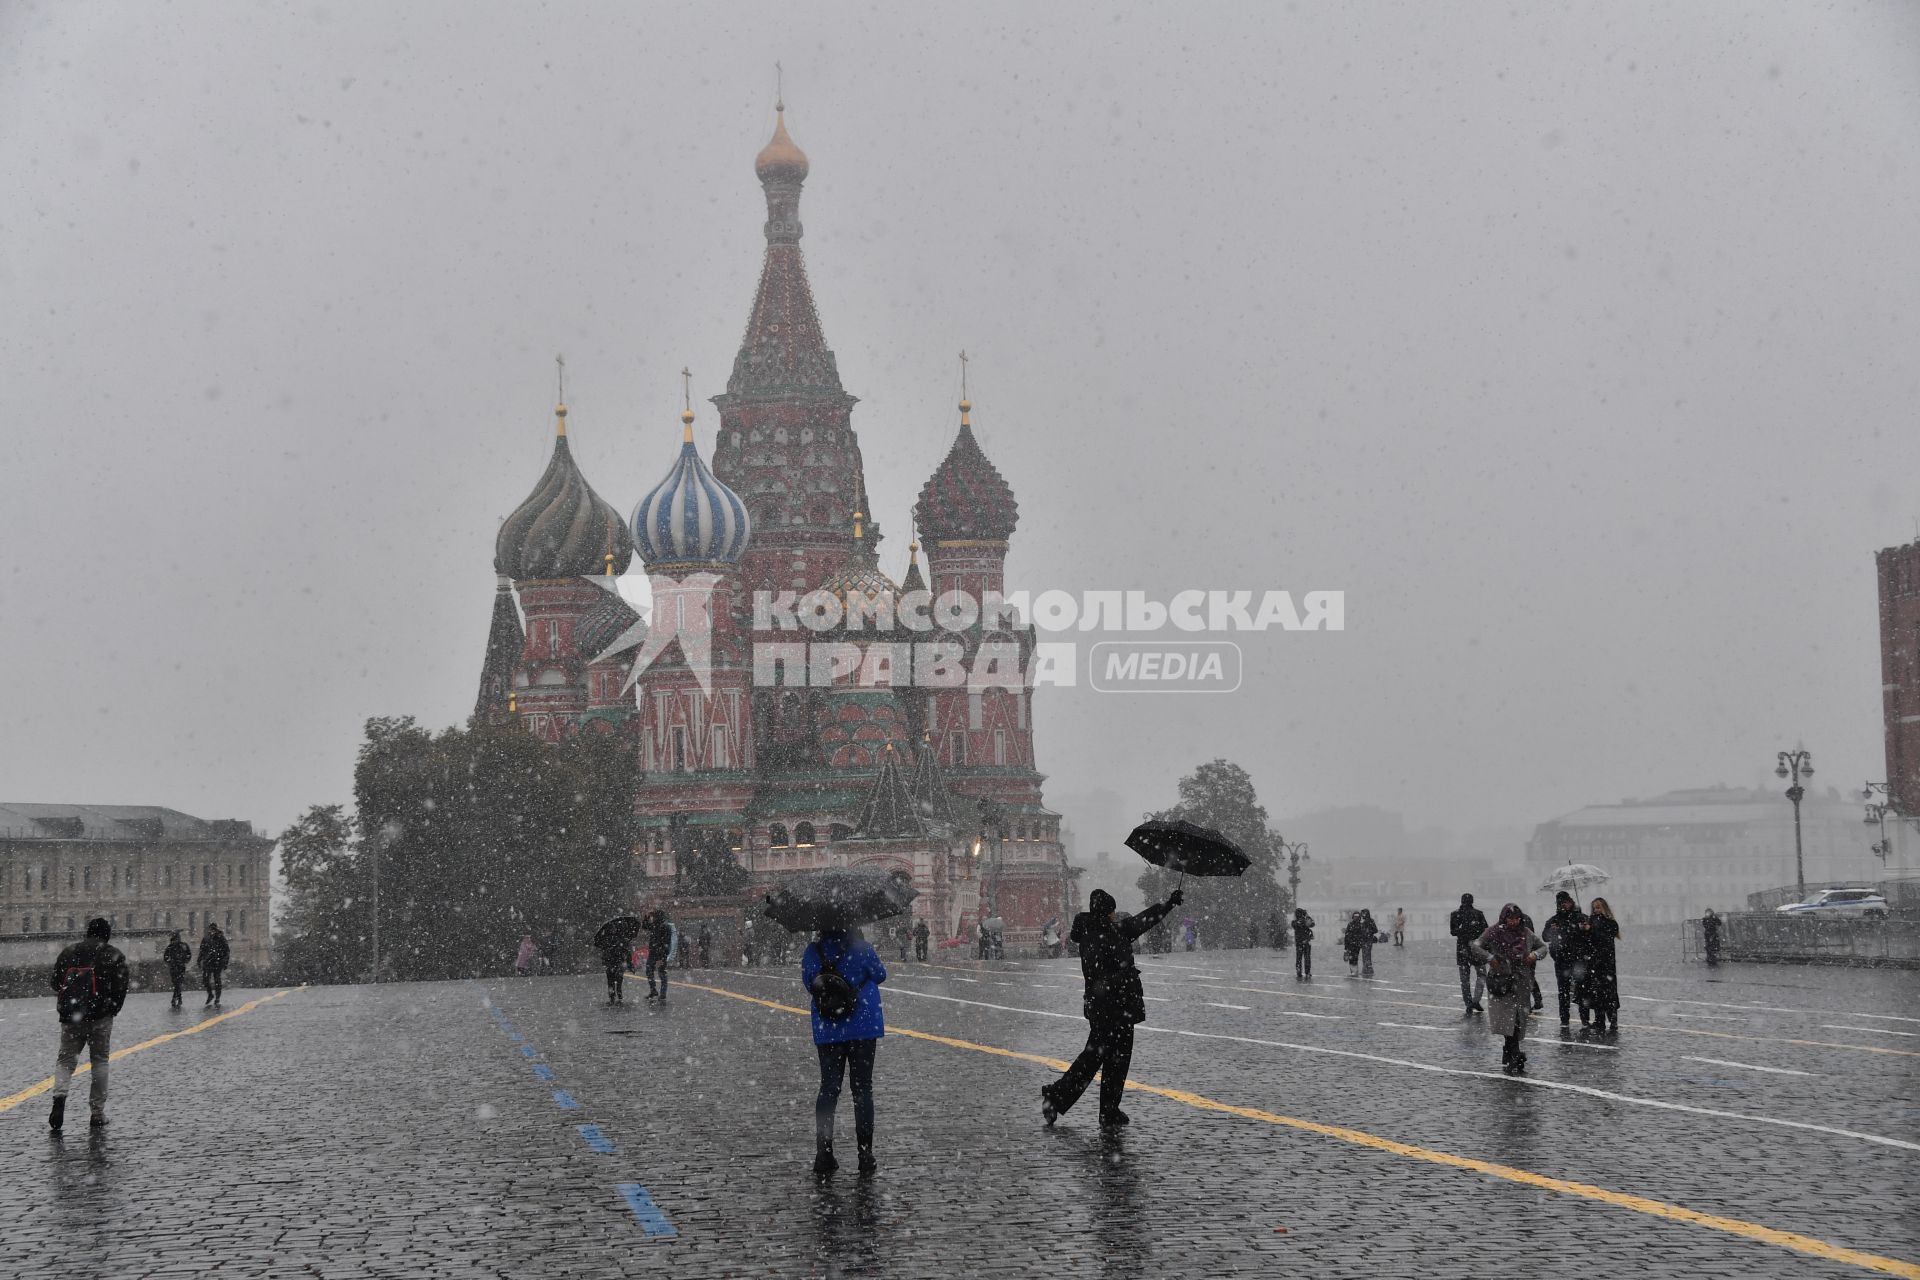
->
473;105;1078;948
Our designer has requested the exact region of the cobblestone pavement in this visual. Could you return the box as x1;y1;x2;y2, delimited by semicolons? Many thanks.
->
0;942;1915;1278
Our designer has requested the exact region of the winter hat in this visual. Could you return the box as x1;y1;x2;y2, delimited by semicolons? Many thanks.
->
1555;891;1575;909
1089;889;1117;916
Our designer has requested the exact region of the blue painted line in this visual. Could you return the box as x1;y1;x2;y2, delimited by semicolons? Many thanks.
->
510;1032;524;1041
553;1089;580;1110
519;1044;537;1059
617;1182;676;1237
532;1063;555;1082
576;1123;616;1155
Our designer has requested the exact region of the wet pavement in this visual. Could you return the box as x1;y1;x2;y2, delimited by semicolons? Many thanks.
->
0;942;1915;1278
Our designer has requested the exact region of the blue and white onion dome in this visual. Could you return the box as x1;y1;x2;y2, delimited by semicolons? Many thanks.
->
631;407;751;569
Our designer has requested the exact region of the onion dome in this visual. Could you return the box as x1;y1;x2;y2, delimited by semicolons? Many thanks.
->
754;104;810;183
632;407;752;569
495;404;634;581
574;587;645;664
914;398;1019;543
818;508;900;608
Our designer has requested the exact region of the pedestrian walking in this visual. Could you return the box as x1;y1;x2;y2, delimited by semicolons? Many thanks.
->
1040;887;1182;1129
1541;892;1590;1027
895;924;910;962
515;933;537;977
697;922;713;968
163;931;192;1009
913;918;930;961
599;932;628;1004
1391;908;1406;948
645;910;673;1002
1181;918;1198;952
1245;918;1260;949
1358;908;1382;976
1467;903;1548;1074
198;922;230;1007
1292;908;1315;978
1341;912;1364;976
1583;898;1623;1034
1701;908;1722;967
743;916;759;967
1449;893;1488;1014
803;924;888;1177
1518;908;1545;1011
48;918;129;1132
1041;916;1062;959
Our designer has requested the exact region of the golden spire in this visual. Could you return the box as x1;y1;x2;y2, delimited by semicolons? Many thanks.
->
554;354;568;436
604;551;616;579
680;366;695;443
853;509;865;541
958;349;971;426
755;68;810;181
507;690;518;714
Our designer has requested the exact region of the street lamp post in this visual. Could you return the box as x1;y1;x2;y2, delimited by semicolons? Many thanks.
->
1279;839;1310;907
1861;781;1919;869
1775;748;1815;902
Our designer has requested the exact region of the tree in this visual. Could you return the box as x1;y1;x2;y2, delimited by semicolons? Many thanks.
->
276;716;636;983
676;825;749;897
1136;759;1289;947
274;803;369;983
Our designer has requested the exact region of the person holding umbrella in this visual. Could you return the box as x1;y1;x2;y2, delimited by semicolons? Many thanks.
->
765;867;917;1178
1040;885;1182;1129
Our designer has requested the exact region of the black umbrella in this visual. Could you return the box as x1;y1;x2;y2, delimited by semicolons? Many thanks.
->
1125;819;1251;888
764;867;918;934
593;915;643;953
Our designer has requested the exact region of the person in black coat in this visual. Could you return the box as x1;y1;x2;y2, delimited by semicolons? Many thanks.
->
1541;892;1590;1027
645;911;673;1003
198;923;231;1007
1341;912;1368;976
1701;909;1722;966
1040;887;1181;1128
49;918;130;1131
1449;894;1488;1014
1291;908;1315;979
163;931;192;1009
1582;898;1623;1033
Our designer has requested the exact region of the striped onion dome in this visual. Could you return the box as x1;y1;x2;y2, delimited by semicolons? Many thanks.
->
631;411;752;569
495;405;634;581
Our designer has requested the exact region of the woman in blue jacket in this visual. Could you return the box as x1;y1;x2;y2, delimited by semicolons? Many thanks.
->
801;925;887;1177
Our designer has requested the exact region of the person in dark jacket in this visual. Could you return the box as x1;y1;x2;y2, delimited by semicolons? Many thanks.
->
49;918;130;1131
1341;912;1367;976
1040;887;1182;1128
163;931;192;1009
802;925;888;1176
599;933;629;1003
1541;892;1590;1026
1449;894;1488;1014
644;911;673;1003
1701;909;1722;966
696;922;713;968
1292;908;1315;979
1357;908;1381;977
1518;908;1544;1010
199;922;231;1007
1582;898;1623;1033
913;918;930;960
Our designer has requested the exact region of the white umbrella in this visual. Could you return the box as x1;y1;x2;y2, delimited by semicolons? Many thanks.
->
1538;863;1611;894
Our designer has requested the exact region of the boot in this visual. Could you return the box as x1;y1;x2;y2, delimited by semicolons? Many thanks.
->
48;1097;65;1132
1040;1086;1059;1126
857;1144;877;1176
813;1141;837;1177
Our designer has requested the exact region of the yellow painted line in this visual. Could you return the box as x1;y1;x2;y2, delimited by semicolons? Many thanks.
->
681;979;1920;1278
0;989;295;1115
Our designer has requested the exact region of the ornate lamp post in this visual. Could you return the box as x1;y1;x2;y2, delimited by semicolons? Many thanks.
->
1861;781;1918;868
1279;838;1310;907
1775;748;1815;902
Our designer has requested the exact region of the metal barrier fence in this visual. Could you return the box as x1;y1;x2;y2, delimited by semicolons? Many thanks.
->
1682;912;1920;968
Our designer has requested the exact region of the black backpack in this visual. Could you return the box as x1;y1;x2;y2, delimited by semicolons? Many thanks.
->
56;960;103;1022
814;947;859;1021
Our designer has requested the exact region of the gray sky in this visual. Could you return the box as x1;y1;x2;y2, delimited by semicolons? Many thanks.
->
3;1;1916;861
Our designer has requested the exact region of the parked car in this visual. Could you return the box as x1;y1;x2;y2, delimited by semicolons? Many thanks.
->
1776;888;1888;918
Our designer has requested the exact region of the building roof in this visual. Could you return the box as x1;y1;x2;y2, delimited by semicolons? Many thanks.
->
0;804;265;843
494;405;634;581
1536;785;1854;831
915;406;1018;543
473;577;525;722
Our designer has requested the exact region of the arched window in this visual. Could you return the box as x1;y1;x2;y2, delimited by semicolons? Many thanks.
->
795;822;816;847
1014;824;1028;841
769;824;790;849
